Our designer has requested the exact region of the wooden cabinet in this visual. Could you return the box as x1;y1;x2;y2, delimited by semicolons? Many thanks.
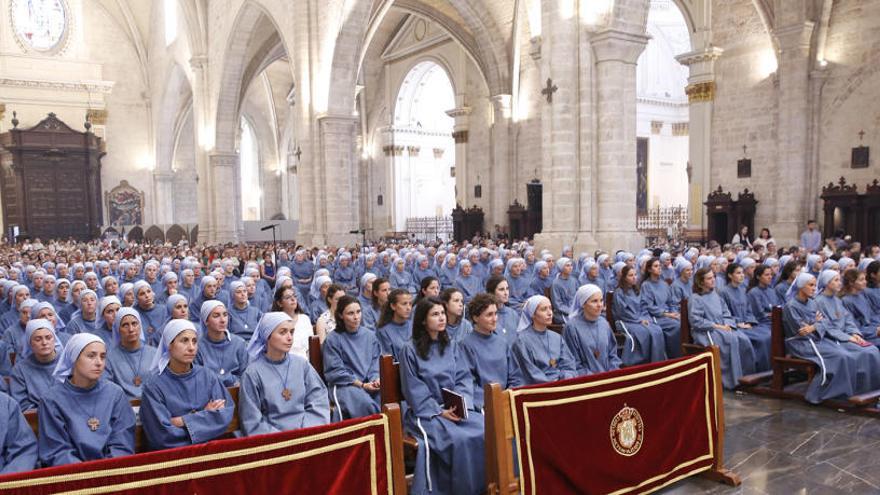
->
0;113;104;240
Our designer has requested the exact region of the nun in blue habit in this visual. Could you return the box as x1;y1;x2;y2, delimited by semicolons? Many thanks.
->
390;258;418;295
105;308;157;399
550;258;578;324
10;319;63;411
453;260;482;305
38;334;135;467
132;281;169;345
563;285;622;376
333;252;357;295
65;289;101;335
505;259;531;309
640;259;682;359
239;312;329;436
687;269;756;390
187;276;223;323
322;297;381;421
195;301;249;387
611;267;667;366
307;275;333;323
2;298;37;356
459;293;523;411
720;264;771;372
377;290;414;361
438;254;458;289
842;288;880;345
140;319;234;450
783;273;879;404
228;281;262;341
399;297;485;495
668;259;693;313
511;295;577;385
0;391;36;473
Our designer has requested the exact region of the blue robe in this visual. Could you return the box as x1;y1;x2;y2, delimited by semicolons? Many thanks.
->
784;296;880;403
454;275;481;305
228;303;262;341
361;303;380;332
563;315;622;376
495;305;519;347
2;321;27;356
668;278;692;314
0;391;37;473
688;291;757;390
445;318;472;344
334;266;357;294
323;327;381;421
528;274;551;299
195;333;250;387
106;343;158;399
507;275;530;309
866;287;880;314
239;354;330;436
140;364;234;449
10;354;60;411
842;293;880;344
775;281;793;303
377;320;412;362
136;304;169;346
0;340;12;378
640;279;682;358
439;266;457;289
66;313;101;335
511;326;577;385
611;289;667;365
390;270;417;295
747;286;782;326
38;379;135;467
459;330;522;410
721;284;771;372
400;341;484;495
550;276;578;323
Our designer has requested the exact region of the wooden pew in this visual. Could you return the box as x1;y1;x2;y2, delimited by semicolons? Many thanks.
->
308;335;324;381
484;346;740;492
605;291;628;353
678;298;707;356
382;403;408;495
767;306;817;399
378;354;419;454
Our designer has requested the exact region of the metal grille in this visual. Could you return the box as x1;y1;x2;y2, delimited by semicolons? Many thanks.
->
636;206;688;246
405;216;453;242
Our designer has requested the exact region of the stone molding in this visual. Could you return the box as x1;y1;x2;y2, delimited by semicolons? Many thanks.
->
0;77;114;94
87;109;108;125
590;29;650;65
445;106;472;118
452;130;469;143
675;46;724;67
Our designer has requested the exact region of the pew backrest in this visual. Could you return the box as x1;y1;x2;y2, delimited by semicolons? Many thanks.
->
308;335;324;381
379;355;402;406
770;306;785;358
605;290;617;330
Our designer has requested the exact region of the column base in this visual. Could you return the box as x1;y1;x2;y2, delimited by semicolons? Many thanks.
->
593;230;645;255
770;220;803;249
532;232;600;257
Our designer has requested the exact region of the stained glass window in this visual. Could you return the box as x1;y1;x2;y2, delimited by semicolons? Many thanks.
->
11;0;68;52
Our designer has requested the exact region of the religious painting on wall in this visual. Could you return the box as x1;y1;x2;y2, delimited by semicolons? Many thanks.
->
105;180;144;226
852;146;869;169
636;138;649;213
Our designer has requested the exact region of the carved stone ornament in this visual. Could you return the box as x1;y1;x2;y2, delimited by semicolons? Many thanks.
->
685;81;716;103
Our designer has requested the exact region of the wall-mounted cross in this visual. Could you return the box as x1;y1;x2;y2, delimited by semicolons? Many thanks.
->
293;144;302;162
541;78;558;103
742;144;748;157
858;129;865;142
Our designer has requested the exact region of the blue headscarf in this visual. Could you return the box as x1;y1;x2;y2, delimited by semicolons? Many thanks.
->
150;319;199;374
52;333;105;382
22;318;63;360
816;269;839;294
112;307;145;347
517;295;551;333
200;300;229;340
165;293;188;314
246;312;293;359
569;284;602;320
787;272;816;299
32;301;66;331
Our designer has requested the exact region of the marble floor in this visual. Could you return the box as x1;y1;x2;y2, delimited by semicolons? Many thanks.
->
662;391;880;494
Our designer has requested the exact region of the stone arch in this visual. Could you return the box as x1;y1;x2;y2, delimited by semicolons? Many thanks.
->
213;1;294;153
166;224;188;245
391;54;459;124
270;212;286;220
156;63;192;172
190;225;199;243
326;0;509;117
127;226;144;243
145;226;166;244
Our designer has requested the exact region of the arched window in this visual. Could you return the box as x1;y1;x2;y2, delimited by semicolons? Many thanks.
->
391;61;456;231
636;0;691;211
240;117;261;221
164;0;178;46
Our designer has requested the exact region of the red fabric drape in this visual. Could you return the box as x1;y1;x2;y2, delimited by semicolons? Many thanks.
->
0;415;392;495
510;353;719;495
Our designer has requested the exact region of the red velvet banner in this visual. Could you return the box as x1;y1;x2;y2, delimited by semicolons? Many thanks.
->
509;352;719;495
0;415;392;495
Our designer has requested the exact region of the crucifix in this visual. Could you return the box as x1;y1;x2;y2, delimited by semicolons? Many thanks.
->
293;144;302;162
541;78;558;103
742;144;748;157
859;129;865;142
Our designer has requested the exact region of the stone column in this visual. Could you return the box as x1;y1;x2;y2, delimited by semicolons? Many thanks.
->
316;114;359;245
676;47;723;232
807;67;829;221
445;106;471;206
772;21;815;243
208;152;241;242
189;56;213;243
532;0;582;254
152;171;175;226
591;29;649;253
490;95;512;229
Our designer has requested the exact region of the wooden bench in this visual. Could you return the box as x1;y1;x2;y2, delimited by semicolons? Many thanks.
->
484;346;740;492
767;306;817;399
308;335;324;381
24;385;242;453
379;354;420;454
605;291;629;354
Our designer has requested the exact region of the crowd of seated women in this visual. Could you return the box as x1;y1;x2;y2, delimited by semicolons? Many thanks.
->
0;237;878;495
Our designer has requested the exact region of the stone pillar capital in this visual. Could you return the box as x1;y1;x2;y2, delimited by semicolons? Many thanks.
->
316;113;358;134
445;106;472;119
772;22;816;54
490;94;512;120
676;46;723;85
189;55;208;71
153;170;175;181
590;29;649;65
208;152;238;167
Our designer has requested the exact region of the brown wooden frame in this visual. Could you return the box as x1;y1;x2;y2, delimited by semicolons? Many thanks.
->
484;346;741;493
308;335;324;381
